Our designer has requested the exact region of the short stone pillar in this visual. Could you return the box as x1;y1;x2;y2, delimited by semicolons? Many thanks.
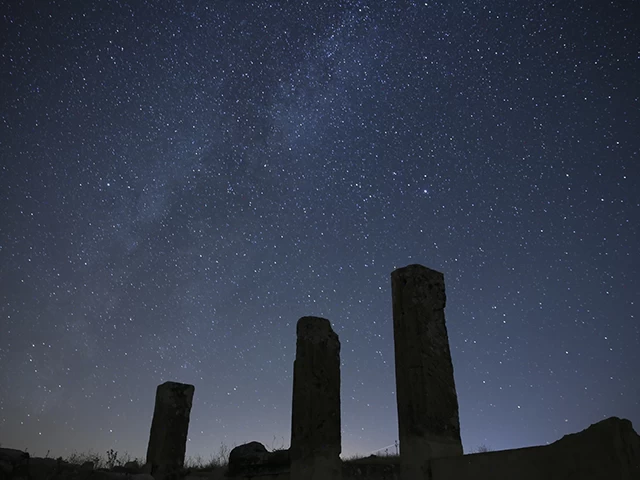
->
290;317;342;480
391;265;463;479
146;381;195;473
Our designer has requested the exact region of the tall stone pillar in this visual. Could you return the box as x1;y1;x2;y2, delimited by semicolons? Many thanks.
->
392;265;462;479
146;381;195;473
290;317;342;480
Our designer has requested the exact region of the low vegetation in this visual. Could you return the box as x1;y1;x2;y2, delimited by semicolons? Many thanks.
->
342;448;400;465
7;440;413;472
63;449;144;469
183;443;230;471
58;444;231;472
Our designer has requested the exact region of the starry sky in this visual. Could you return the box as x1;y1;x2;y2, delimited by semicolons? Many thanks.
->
1;0;639;462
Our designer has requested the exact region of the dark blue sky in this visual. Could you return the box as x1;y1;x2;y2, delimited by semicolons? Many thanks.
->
1;0;638;460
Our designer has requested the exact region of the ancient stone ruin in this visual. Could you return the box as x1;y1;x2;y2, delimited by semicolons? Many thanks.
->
2;416;638;480
2;264;639;480
290;316;342;480
391;264;463;478
431;416;640;480
145;381;195;474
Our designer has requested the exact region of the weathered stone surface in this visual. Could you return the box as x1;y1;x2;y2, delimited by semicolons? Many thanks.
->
228;442;268;475
0;448;29;480
431;417;640;480
290;316;342;480
146;381;195;473
228;442;290;476
267;449;291;469
391;264;462;479
0;448;29;464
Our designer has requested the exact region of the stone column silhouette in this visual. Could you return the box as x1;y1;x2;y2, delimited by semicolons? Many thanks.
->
146;381;195;473
290;317;342;480
392;264;463;479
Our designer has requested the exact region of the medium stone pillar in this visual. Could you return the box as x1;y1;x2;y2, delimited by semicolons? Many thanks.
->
146;381;195;473
392;264;462;479
290;317;342;480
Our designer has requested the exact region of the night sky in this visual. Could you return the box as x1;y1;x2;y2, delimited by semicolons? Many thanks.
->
1;0;638;461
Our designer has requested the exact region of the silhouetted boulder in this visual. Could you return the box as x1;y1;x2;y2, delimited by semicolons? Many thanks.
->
227;442;290;476
228;442;268;475
0;448;29;480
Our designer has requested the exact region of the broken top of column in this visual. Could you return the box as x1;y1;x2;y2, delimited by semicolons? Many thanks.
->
296;316;340;346
393;263;446;308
